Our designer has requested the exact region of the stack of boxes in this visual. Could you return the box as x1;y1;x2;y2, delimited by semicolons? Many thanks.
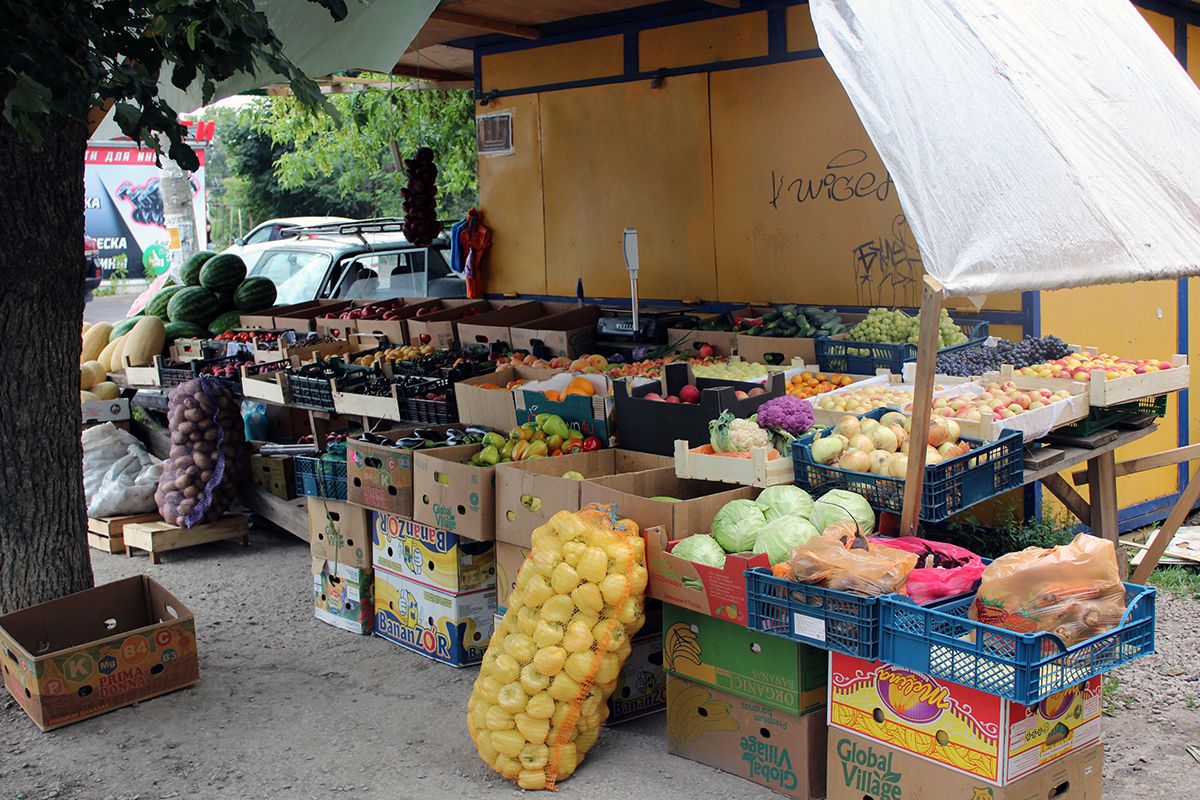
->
309;496;373;634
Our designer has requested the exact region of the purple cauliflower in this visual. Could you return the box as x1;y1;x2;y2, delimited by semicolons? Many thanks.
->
755;395;814;436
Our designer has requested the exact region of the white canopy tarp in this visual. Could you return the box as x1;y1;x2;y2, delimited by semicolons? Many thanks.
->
810;0;1200;298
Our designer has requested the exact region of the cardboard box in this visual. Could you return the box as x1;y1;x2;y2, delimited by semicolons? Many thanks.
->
828;653;1103;784
412;444;496;541
826;731;1103;800
644;525;769;626
307;497;372;569
736;333;845;367
494;541;530;611
666;675;827;800
455;366;564;432
404;299;493;349
666;308;755;358
579;469;757;538
495;449;673;547
509;305;601;358
371;511;496;593
345;425;458;515
373;570;495;667
0;576;199;731
273;300;353;332
353;298;443;345
608;633;666;725
457;301;553;354
613;363;787;456
81;397;130;425
250;454;296;500
516;373;618;445
312;558;374;635
663;603;826;716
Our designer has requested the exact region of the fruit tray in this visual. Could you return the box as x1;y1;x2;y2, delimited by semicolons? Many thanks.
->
294;455;348;500
398;376;457;424
792;408;1023;522
1055;394;1167;437
815;320;989;375
156;353;249;397
901;373;1090;443
672;441;794;488
879;582;1156;705
1016;351;1189;408
240;359;295;406
289;360;372;410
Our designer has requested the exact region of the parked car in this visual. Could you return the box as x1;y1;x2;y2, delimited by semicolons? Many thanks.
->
247;219;465;306
84;235;101;301
220;216;354;272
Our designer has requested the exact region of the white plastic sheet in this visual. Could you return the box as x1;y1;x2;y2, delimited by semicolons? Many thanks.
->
810;0;1200;298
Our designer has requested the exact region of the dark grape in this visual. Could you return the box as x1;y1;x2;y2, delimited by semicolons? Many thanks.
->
936;335;1070;376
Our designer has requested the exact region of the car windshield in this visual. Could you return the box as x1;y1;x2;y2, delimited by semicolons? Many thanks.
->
251;249;332;305
334;248;448;300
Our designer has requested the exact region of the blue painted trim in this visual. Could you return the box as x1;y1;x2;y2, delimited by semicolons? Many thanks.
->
624;31;639;77
767;4;788;58
1175;18;1191;492
1133;0;1200;26
1021;291;1041;338
472;49;482;98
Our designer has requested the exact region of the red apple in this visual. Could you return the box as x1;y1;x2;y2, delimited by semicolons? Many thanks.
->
697;344;715;359
665;396;680;403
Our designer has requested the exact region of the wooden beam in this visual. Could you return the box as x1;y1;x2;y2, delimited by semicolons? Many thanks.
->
1042;473;1091;526
1071;441;1200;485
1087;450;1119;548
900;274;944;534
704;0;742;7
429;8;539;39
1132;464;1200;583
389;64;474;84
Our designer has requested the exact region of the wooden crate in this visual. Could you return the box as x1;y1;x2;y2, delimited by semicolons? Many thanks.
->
673;441;793;487
331;380;403;421
251;454;297;500
86;513;160;554
1017;348;1189;407
241;360;295;405
123;515;250;564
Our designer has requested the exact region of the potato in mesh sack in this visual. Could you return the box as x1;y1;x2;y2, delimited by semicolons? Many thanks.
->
969;533;1126;646
466;504;647;790
154;376;247;528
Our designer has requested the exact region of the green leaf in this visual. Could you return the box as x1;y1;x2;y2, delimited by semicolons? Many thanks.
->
2;73;52;142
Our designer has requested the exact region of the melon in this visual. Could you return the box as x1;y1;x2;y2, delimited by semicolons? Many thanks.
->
199;253;247;292
181;250;215;286
167;286;221;324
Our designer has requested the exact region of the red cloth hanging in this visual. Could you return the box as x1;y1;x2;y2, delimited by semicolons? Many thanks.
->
459;208;491;299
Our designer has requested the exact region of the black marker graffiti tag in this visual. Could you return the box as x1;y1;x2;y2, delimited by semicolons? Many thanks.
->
769;149;895;209
853;215;922;308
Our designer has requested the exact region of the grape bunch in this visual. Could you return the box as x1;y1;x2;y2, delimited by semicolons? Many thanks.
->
936;335;1070;376
847;307;968;348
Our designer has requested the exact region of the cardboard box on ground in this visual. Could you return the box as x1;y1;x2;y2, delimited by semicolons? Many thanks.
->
371;511;496;594
251;453;296;500
666;674;827;800
312;557;374;635
826;730;1103;800
0;576;200;731
345;424;459;516
374;570;495;667
307;497;372;569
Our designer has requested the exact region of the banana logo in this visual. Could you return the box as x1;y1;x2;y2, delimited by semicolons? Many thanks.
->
664;623;703;672
403;538;422;575
666;681;738;748
970;788;995;800
403;589;420;628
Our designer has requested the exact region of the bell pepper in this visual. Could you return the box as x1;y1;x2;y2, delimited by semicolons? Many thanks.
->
523;440;549;460
581;437;602;452
532;430;547;442
562;438;584;455
534;413;554;430
482;431;507;450
546;434;564;452
540;415;571;441
478;445;501;467
512;440;529;461
501;439;517;462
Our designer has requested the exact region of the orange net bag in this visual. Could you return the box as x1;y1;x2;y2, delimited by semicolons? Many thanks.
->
466;504;647;789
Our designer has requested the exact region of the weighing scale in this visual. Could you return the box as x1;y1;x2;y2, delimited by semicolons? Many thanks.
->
593;229;695;354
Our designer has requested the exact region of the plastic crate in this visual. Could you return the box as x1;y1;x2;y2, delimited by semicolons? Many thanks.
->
879;583;1156;705
289;362;371;410
815;320;988;375
396;376;458;424
746;567;887;658
158;353;248;396
294;455;347;500
792;408;1023;522
1056;394;1167;437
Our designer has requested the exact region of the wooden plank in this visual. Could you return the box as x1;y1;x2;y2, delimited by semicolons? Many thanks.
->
87;532;125;554
1023;446;1065;471
1021;426;1156;486
239;484;310;542
1132;465;1200;583
1071;441;1200;486
673;440;793;487
1087;450;1120;554
1045;427;1120;450
1126;536;1200;565
124;515;249;564
1042;473;1091;526
900;275;943;534
429;8;540;39
87;513;160;536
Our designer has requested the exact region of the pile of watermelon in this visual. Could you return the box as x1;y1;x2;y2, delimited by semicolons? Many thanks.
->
140;251;278;344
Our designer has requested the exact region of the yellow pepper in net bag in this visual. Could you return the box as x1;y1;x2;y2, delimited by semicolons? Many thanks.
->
466;504;648;789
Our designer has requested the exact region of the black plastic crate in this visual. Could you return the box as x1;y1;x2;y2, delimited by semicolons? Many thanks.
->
396;376;458;424
157;353;250;396
815;320;989;375
1056;394;1167;437
289;360;372;411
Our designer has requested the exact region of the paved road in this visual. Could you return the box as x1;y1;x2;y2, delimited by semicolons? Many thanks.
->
84;293;136;324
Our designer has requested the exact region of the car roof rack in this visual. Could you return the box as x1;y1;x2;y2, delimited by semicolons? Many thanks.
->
279;217;409;239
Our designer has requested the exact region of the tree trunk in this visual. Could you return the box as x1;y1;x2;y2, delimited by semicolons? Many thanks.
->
0;119;94;614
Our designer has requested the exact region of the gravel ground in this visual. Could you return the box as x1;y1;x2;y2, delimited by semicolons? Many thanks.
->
2;527;1198;800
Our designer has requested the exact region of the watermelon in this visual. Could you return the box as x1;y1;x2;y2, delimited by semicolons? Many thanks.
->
208;310;245;336
180;250;214;286
215;290;236;312
233;276;278;311
145;285;187;320
167;286;221;324
163;321;208;344
109;317;142;342
200;253;247;292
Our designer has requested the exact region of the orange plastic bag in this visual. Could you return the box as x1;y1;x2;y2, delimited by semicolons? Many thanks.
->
788;535;918;596
969;533;1126;645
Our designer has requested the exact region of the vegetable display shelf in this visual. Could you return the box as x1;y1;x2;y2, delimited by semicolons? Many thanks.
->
289;363;371;411
155;354;246;397
879;582;1156;705
792;408;1023;523
294;456;347;501
815;320;989;375
1055;394;1167;437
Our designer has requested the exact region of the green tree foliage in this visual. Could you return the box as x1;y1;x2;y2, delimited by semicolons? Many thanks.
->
256;85;479;219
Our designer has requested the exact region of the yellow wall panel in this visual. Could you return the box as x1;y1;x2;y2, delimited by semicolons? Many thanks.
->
482;36;623;93
786;4;819;52
476;96;547;295
1139;8;1175;47
539;74;718;299
640;13;767;71
1190;25;1200;85
711;59;922;308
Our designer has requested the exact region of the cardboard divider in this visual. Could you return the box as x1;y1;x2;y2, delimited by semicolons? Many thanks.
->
404;299;496;350
509;304;602;358
456;365;565;432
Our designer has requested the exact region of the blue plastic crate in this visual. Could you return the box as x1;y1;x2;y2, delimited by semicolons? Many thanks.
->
746;567;887;658
815;320;988;375
792;409;1023;522
879;582;1156;705
294;455;348;501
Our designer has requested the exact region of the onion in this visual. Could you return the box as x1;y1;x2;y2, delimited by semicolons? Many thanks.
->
848;434;875;453
868;449;892;475
928;422;949;448
834;416;861;439
860;418;880;434
869;425;899;453
887;453;909;478
944;419;961;443
811;437;844;465
879;411;906;428
838;450;871;472
887;423;908;446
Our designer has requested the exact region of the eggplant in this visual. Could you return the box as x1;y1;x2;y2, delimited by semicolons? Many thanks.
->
464;425;491;437
395;437;426;450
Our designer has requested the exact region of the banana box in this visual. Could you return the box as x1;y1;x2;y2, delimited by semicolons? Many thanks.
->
374;570;495;667
312;558;374;635
826;731;1104;800
494;541;531;612
372;511;496;593
607;632;666;725
828;653;1102;785
666;674;826;800
663;603;826;716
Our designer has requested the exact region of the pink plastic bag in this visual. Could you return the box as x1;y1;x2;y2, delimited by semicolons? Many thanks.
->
872;537;985;604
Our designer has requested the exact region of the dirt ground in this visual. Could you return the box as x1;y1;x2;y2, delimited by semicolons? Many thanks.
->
2;526;1198;800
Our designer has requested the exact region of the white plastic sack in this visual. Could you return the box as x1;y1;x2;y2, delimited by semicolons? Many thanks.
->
82;423;163;518
810;0;1200;297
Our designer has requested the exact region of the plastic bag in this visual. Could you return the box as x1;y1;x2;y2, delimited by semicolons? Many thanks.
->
155;377;247;528
82;423;163;517
969;533;1126;646
788;535;917;596
466;504;647;790
872;537;985;604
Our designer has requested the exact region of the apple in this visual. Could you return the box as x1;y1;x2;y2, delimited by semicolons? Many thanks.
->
643;392;662;401
665;396;680;403
734;390;749;400
697;344;714;359
679;385;702;404
748;387;765;397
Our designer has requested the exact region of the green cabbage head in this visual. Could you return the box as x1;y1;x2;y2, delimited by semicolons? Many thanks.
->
671;534;727;568
711;499;767;553
752;516;821;565
756;484;815;522
810;489;876;535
